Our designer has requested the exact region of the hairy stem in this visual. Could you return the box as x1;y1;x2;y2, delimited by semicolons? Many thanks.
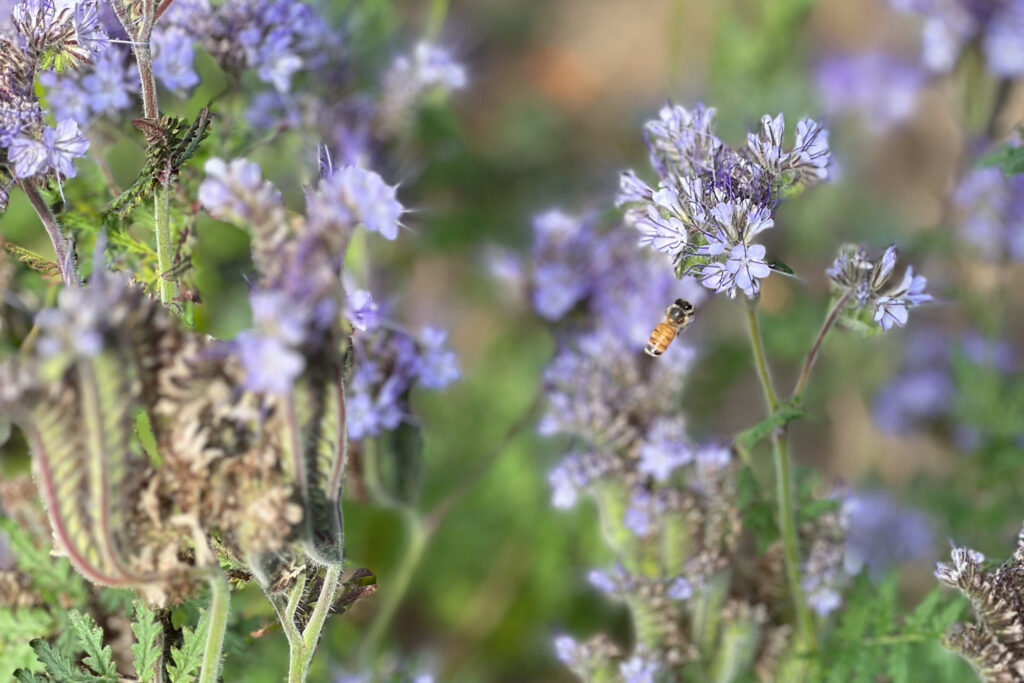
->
743;303;817;658
745;302;779;411
791;291;850;402
283;565;343;683
358;508;427;669
18;180;75;285
154;184;177;304
198;572;230;683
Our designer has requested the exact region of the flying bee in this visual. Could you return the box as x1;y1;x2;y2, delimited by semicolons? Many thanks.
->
645;299;694;357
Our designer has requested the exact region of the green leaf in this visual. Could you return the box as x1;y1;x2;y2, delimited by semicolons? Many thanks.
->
13;669;48;683
979;132;1024;176
67;611;116;679
733;404;808;452
766;259;796;276
0;609;52;680
0;518;86;606
130;601;162;683
30;639;98;683
1;241;60;277
166;610;210;683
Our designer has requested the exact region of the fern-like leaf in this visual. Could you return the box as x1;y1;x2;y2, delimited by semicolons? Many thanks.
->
130;600;162;683
67;611;116;679
166;610;210;683
1;241;60;277
29;639;99;682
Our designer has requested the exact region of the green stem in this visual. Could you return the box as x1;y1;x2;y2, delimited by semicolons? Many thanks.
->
282;564;343;683
791;291;850;403
198;572;230;683
745;303;779;411
154;183;177;304
357;508;427;669
18;180;75;285
425;0;450;40
743;303;817;658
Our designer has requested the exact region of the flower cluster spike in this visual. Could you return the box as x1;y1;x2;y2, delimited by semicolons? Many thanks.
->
936;530;1024;682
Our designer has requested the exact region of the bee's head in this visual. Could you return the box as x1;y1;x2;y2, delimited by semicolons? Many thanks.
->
666;299;694;323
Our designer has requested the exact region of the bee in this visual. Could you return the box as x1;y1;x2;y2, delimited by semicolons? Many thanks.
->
645;299;694;357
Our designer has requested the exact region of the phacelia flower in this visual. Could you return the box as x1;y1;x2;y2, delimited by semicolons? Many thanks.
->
842;492;934;579
637;417;692;482
80;47;135;114
199;157;283;222
953;165;1024;261
345;289;380;332
826;243;931;331
617;103;831;299
308;165;404;240
152;27;199;92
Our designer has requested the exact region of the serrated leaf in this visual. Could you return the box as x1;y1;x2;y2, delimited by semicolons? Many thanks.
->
13;669;48;683
1;241;60;277
0;609;52;680
30;639;97;682
130;600;162;683
0;517;86;605
166;610;210;683
733;404;807;452
67;611;116;679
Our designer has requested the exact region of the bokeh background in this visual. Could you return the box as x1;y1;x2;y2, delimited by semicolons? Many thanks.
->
3;0;1024;680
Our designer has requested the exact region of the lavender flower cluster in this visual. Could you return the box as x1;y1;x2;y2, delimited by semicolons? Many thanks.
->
615;103;830;299
826;244;932;331
0;0;94;190
199;154;458;438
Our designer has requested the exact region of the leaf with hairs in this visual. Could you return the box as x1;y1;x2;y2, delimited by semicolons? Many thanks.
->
30;639;100;682
67;611;116;679
1;241;59;277
166;610;209;683
130;600;162;683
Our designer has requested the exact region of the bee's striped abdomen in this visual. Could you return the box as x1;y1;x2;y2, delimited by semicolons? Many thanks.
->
645;322;676;357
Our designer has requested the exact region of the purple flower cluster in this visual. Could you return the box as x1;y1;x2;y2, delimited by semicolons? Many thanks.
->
199;154;457;428
815;53;925;132
192;0;326;94
826;244;932;331
953;165;1024;262
379;42;467;129
616;103;831;298
873;327;1014;445
842;491;934;579
890;0;1024;76
1;0;100;185
346;298;460;440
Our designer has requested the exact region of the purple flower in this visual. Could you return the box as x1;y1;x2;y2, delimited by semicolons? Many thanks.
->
257;28;303;92
532;262;588;320
638;418;691;482
842;492;934;579
418;327;459;389
44;118;88;177
790;117;831;181
38;71;90;124
308;166;404;239
7;133;48;178
724;243;771;297
587;569;618;595
235;333;305;395
81;47;135;113
152;27;199;92
553;635;583;666
816;53;924;132
873;369;953;434
619;654;658;683
73;0;109;58
667;577;692;601
199;157;282;221
694;444;732;469
953;166;1024;261
345;289;380;332
746;112;787;173
623;488;657;537
874;266;931;330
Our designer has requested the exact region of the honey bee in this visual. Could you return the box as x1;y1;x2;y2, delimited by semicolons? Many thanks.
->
644;299;694;357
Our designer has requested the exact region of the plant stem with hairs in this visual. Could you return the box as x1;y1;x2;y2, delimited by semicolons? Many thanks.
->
744;302;817;660
198;572;230;683
17;180;75;285
114;0;178;305
792;291;850;402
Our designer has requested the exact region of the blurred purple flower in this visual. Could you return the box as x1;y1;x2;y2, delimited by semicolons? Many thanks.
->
953;166;1024;261
842;492;934;579
667;577;692;600
345;289;380;332
619;653;659;683
199;157;283;221
38;71;90;124
309;165;404;239
81;48;135;114
418;327;460;389
153;27;199;92
816;53;924;132
638;418;691;482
